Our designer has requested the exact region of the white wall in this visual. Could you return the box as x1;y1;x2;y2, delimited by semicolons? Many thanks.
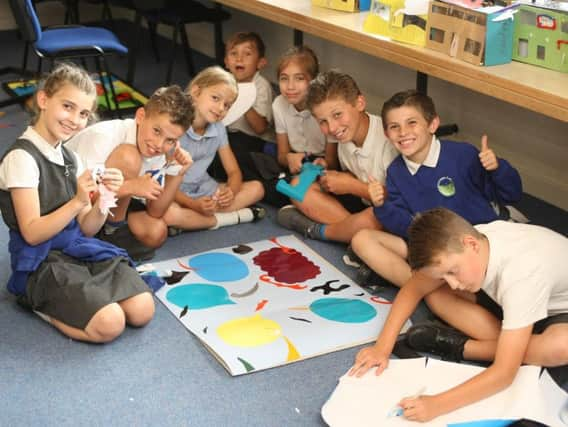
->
4;2;567;209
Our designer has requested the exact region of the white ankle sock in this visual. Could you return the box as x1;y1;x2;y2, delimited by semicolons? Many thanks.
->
34;310;51;324
210;208;254;230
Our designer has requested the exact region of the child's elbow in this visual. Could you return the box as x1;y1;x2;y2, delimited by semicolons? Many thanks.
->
22;233;41;246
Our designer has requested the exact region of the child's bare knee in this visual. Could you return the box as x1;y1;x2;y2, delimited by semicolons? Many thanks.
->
352;229;375;251
424;290;447;313
107;144;142;178
543;330;568;364
140;223;168;248
251;180;265;199
126;293;155;327
86;303;126;343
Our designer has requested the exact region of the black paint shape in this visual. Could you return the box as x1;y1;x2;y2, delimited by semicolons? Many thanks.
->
311;279;350;295
232;244;253;254
289;316;312;323
203;326;208;334
179;305;189;318
165;270;189;285
354;292;365;296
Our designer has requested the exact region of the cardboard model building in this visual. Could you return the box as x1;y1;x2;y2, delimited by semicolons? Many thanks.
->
425;0;518;65
312;0;371;12
363;0;430;46
512;3;568;73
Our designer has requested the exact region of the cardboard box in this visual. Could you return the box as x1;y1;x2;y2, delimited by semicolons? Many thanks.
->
425;1;517;66
363;0;430;46
312;0;371;12
512;4;568;73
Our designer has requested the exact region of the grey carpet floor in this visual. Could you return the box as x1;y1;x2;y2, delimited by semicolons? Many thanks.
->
1;20;567;426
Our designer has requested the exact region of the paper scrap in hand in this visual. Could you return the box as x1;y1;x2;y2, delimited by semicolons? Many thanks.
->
98;184;117;216
222;82;256;127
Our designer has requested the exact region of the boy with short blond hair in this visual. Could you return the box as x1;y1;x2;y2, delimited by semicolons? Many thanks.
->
277;70;398;243
350;207;568;423
66;85;194;260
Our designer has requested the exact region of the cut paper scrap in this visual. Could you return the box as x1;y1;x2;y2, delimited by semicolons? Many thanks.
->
322;358;563;427
222;82;256;126
96;184;118;216
539;368;568;425
155;235;402;375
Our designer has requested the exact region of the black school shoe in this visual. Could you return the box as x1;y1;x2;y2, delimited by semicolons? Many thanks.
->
405;321;469;362
343;245;363;268
250;205;266;222
97;224;155;263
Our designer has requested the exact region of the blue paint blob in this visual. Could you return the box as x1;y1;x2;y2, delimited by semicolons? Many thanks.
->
189;253;249;282
166;284;236;310
448;420;516;427
310;298;376;323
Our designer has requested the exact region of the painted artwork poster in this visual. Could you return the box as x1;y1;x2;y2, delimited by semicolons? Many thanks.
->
150;235;406;376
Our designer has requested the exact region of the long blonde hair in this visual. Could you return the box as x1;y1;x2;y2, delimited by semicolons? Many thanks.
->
186;66;238;99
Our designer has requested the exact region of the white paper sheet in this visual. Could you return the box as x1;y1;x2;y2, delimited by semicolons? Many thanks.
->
322;358;562;427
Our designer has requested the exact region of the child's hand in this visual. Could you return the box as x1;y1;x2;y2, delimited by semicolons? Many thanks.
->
196;196;217;216
478;135;499;171
349;345;390;377
214;184;234;208
287;152;305;175
75;169;98;206
313;157;327;169
99;167;123;193
136;174;164;200
171;142;193;175
368;175;387;206
319;170;351;195
399;394;438;423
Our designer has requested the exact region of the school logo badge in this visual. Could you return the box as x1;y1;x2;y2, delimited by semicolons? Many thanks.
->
437;176;455;197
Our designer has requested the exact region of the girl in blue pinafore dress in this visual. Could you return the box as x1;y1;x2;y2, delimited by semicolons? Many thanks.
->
0;63;155;343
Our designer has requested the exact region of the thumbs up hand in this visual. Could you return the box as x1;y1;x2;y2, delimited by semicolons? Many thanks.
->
368;175;387;207
478;135;499;171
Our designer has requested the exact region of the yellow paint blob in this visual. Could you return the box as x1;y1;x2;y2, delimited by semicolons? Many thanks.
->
284;336;300;361
217;313;282;347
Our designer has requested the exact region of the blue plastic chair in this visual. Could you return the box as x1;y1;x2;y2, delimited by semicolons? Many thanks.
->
8;0;129;117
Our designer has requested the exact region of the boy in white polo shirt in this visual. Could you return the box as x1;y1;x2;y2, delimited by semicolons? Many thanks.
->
66;86;194;260
350;207;568;423
277;70;398;243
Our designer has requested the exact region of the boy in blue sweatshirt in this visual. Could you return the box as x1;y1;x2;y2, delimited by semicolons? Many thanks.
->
351;89;522;290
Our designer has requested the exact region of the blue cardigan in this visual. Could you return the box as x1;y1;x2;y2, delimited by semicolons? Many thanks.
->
373;140;522;238
7;220;131;296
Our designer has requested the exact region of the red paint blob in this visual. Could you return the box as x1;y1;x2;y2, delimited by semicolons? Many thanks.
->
253;247;320;283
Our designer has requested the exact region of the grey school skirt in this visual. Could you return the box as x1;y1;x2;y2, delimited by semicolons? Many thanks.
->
21;250;150;329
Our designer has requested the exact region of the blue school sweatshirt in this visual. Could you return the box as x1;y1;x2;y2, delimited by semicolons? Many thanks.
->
373;140;522;238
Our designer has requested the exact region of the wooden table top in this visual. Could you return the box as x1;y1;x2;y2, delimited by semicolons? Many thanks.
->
216;0;568;122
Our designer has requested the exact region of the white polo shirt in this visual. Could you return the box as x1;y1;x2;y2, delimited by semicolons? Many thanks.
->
477;220;568;330
0;126;84;190
337;113;398;183
272;94;327;156
66;118;164;176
